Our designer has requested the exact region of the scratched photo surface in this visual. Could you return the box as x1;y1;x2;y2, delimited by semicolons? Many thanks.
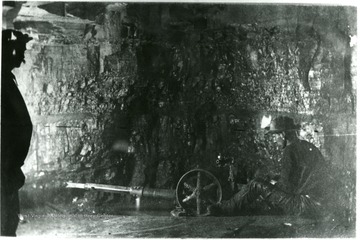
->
1;1;356;238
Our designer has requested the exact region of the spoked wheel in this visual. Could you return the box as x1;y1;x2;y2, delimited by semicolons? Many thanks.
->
176;169;222;216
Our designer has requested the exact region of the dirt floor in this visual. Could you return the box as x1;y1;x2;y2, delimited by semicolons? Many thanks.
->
17;207;355;238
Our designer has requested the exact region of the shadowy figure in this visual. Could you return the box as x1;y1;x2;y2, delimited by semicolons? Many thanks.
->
1;29;33;236
208;116;336;220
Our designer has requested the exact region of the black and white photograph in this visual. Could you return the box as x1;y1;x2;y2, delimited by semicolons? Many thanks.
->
1;0;357;238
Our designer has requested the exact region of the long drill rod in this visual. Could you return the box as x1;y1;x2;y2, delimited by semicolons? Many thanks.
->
66;182;175;199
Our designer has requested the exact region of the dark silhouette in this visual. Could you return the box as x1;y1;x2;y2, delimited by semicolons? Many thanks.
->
1;29;33;236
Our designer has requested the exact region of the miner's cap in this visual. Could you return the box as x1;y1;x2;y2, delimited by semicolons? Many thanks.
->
265;116;300;134
2;29;33;47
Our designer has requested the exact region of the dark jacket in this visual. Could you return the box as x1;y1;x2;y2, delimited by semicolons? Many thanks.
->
276;139;333;216
1;70;33;192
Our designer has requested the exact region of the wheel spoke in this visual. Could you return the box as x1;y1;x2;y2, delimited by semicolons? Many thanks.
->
202;182;216;191
183;182;196;191
182;190;197;202
196;171;202;215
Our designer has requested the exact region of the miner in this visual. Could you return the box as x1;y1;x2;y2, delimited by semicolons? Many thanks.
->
1;29;33;236
207;116;335;219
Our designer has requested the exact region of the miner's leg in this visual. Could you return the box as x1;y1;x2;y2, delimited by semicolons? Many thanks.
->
208;178;275;216
1;190;20;236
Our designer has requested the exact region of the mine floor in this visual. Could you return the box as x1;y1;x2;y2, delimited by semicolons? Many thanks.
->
17;209;355;238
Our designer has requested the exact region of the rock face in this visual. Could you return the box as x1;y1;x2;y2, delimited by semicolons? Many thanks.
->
5;2;356;222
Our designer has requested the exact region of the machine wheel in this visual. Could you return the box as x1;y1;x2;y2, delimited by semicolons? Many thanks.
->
176;169;222;216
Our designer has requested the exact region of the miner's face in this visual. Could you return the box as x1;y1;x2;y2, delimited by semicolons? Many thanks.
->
273;132;285;148
12;43;27;68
